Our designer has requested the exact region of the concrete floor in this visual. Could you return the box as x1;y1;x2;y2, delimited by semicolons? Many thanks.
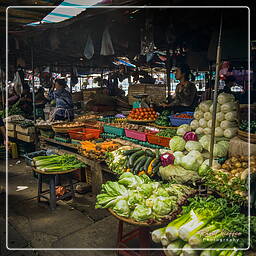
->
0;158;137;256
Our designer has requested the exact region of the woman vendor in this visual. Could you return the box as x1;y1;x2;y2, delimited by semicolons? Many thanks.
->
48;79;74;121
160;64;198;113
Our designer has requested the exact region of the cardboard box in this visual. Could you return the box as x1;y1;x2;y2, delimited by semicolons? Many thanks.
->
17;133;35;143
8;130;16;138
16;125;35;135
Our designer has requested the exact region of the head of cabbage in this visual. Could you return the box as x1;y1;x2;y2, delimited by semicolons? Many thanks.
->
169;136;186;152
185;141;203;152
177;124;191;136
180;150;204;171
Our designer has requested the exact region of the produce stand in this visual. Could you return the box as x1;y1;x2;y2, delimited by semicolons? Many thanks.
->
39;136;115;194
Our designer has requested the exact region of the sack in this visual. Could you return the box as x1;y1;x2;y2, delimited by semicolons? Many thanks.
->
100;27;114;56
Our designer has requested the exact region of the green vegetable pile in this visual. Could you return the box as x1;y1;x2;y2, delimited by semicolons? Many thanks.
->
0;102;25;118
33;154;85;172
239;120;256;134
152;196;256;255
155;110;171;127
157;128;177;138
96;172;196;222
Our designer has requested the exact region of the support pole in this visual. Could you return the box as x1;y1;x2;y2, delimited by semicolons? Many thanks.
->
209;14;223;167
31;47;36;124
166;49;171;98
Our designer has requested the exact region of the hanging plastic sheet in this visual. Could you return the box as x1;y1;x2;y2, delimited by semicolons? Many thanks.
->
84;34;94;60
100;27;115;56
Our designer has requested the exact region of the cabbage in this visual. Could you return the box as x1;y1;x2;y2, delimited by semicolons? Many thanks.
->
160;153;175;167
118;172;143;188
213;144;228;158
183;132;198;141
203;112;212;121
217;140;229;151
207;120;220;129
217;93;235;104
209;103;221;113
220;120;237;129
169;136;186;152
225;111;237;121
127;191;144;209
190;120;199;130
131;205;152;222
199;135;211;150
199;100;212;112
203;128;211;135
221;102;237;113
199;118;207;128
224;128;238;139
214;127;224;137
113;199;130;217
194;110;204;120
216;112;225;122
173;151;184;166
195;127;204;135
152;196;175;216
180;150;204;171
185;141;203;152
177;124;191;136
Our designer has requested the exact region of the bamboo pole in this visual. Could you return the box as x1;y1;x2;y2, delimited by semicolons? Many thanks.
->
31;47;36;124
209;14;223;167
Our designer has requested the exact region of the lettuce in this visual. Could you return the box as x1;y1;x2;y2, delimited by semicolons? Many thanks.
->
204;112;212;121
177;124;191;136
127;190;144;209
173;151;185;166
152;196;175;216
199;135;211;150
169;136;186;152
217;92;235;104
113;199;130;217
190;120;199;130
199;100;212;112
131;205;152;222
181;150;204;171
209;103;221;113
221;102;237;113
195;127;204;135
185;141;203;152
194;110;204;120
213;143;228;158
199;118;207;128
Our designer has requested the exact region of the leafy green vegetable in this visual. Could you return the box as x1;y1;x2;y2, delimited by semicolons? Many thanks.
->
113;199;130;217
131;205;152;222
169;136;186;152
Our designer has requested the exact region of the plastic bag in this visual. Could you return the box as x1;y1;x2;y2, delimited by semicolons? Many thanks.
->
84;34;94;60
100;27;115;56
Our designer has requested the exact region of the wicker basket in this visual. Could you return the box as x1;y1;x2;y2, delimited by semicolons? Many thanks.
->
52;124;85;134
238;129;256;144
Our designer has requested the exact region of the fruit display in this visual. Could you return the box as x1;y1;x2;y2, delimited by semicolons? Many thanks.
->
155;110;171;127
80;140;120;160
128;108;158;121
239;120;256;134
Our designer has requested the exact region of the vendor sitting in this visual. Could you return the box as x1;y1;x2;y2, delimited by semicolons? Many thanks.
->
160;64;198;113
48;79;74;121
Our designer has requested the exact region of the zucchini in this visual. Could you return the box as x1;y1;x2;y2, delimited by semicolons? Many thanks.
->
145;149;155;158
123;148;141;156
153;162;162;174
155;149;160;159
133;155;147;168
152;157;160;168
134;156;147;173
128;150;145;167
144;157;154;172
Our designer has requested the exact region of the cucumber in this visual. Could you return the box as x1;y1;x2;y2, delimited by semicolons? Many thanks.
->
134;156;147;173
155;149;160;159
144;157;154;172
128;150;145;167
133;155;147;168
145;149;155;158
123;148;141;156
152;157;160;168
153;162;162;174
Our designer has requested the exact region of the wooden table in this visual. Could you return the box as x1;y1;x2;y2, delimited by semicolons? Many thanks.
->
34;168;76;210
38;136;115;194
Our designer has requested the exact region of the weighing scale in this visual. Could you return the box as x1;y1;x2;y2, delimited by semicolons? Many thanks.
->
132;94;150;109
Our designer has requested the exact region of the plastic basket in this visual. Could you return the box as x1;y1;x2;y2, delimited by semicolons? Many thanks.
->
169;112;194;126
68;128;101;141
146;133;171;147
23;150;55;166
125;129;147;141
103;125;125;136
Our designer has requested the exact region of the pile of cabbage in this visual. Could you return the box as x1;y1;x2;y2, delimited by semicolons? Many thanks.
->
96;172;196;222
151;196;254;256
190;93;238;139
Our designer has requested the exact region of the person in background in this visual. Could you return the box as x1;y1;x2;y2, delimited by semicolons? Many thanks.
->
219;76;236;94
160;64;198;113
48;79;74;121
35;87;48;119
19;83;33;117
0;117;6;145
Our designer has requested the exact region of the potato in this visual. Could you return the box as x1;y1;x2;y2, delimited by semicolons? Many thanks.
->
234;162;242;168
242;162;248;168
230;157;238;163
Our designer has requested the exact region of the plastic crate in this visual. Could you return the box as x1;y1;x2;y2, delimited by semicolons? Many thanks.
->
103;125;125;136
147;133;171;147
169;112;194;126
125;129;147;141
23;150;55;166
68;128;101;141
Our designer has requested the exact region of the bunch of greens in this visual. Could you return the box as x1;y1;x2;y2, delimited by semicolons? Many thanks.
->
152;196;253;255
96;172;196;222
155;110;171;127
33;154;85;172
105;146;131;174
157;128;177;138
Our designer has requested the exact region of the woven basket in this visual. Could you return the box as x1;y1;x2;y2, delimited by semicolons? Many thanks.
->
238;130;256;144
52;125;85;134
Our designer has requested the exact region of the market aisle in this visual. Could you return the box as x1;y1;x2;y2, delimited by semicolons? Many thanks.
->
0;159;132;255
